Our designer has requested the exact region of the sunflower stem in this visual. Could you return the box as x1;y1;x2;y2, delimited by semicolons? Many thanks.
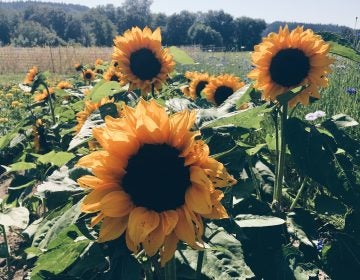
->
151;83;155;99
196;250;205;279
164;257;176;280
289;177;308;211
42;82;56;125
273;104;288;210
1;224;11;280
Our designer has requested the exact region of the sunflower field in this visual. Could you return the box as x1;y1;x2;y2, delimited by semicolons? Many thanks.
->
0;25;360;280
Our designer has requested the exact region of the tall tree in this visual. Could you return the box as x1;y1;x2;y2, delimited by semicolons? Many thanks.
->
203;10;235;49
188;23;223;46
164;11;197;45
234;17;266;50
0;11;11;45
121;0;153;31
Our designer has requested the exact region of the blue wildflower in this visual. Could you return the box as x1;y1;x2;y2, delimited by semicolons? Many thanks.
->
346;87;357;95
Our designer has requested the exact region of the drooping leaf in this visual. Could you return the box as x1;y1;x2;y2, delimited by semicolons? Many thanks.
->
37;151;75;167
176;223;255;279
88;80;126;102
6;161;37;172
0;207;29;229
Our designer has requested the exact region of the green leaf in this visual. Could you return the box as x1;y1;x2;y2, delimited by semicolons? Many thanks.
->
235;214;285;228
169;46;195;64
276;86;305;105
176;223;254;279
30;225;90;279
203;104;274;130
88;80;125;102
327;113;359;128
245;143;266;156
7;161;37;172
68;110;104;151
0;207;29;229
37;151;75;167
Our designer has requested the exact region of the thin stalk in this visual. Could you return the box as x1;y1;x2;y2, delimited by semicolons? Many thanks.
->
151;83;155;99
289;177;308;211
196;250;205;280
164;257;176;280
42;83;56;125
1;225;11;280
246;156;262;201
273;104;288;207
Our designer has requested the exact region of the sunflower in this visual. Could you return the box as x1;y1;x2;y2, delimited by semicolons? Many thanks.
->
83;69;95;81
75;97;115;134
112;26;175;94
186;72;211;100
103;66;126;85
34;87;54;102
76;99;236;266
203;74;245;106
75;63;83;72
95;58;104;66
184;71;197;82
57;81;72;90
247;25;333;107
24;66;38;85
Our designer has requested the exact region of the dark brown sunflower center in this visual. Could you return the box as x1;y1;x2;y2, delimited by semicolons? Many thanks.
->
214;86;234;106
122;144;191;212
130;48;162;81
195;81;208;97
85;72;92;79
110;74;119;82
269;48;310;87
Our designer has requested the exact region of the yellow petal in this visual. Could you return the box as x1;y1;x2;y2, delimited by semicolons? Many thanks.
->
100;191;134;217
98;216;128;242
143;223;165;257
160;232;178;267
81;188;118;213
127;207;160;246
174;207;195;245
185;184;212;214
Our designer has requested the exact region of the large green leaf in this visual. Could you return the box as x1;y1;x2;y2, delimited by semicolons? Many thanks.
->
0;206;29;229
87;80;126;102
37;151;75;167
5;161;37;172
203;103;274;130
176;223;254;279
30;224;90;279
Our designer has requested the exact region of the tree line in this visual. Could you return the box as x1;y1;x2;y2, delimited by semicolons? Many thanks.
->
0;0;356;50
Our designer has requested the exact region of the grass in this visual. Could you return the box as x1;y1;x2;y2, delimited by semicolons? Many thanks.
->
169;46;195;64
329;41;360;63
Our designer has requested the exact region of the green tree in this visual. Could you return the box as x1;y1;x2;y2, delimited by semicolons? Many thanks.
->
164;11;197;45
121;0;153;31
203;10;235;49
234;17;266;50
188;23;223;47
0;11;11;45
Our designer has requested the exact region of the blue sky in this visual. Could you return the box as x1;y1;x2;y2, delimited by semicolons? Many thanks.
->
28;0;360;28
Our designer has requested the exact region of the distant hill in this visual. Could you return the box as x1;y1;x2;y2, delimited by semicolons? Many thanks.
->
0;0;89;14
264;21;352;36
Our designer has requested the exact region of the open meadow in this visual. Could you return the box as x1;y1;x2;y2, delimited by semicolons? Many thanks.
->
0;28;360;280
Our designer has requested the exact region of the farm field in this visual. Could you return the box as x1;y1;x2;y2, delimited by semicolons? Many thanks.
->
0;30;360;280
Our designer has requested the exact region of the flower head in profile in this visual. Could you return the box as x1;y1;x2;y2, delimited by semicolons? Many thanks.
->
57;81;72;90
112;26;175;94
183;72;211;100
95;58;104;66
77;99;236;265
34;87;54;102
83;69;96;81
248;25;333;107
24;66;39;85
75;97;115;134
203;74;244;106
103;66;126;85
75;63;83;72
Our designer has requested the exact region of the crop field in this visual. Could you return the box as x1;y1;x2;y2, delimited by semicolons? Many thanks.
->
0;28;360;280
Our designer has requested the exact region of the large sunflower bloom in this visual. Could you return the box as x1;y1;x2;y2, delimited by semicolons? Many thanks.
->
247;25;333;107
103;66;126;85
203;74;245;106
112;27;175;94
183;72;211;100
77;99;236;265
24;66;38;84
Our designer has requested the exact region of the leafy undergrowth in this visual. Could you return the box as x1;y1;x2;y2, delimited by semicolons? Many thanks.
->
0;54;359;280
